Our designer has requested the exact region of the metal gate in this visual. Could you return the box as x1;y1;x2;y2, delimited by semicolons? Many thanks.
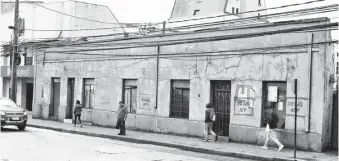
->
331;93;338;149
211;81;231;136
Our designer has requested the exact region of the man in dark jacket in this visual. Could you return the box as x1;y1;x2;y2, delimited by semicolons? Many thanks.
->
203;103;218;142
116;101;128;135
73;100;83;127
262;105;284;151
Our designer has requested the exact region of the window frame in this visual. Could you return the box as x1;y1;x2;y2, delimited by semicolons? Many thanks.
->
169;80;190;119
122;79;138;114
82;78;95;109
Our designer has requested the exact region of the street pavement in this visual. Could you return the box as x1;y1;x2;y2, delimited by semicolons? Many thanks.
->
0;126;255;161
23;115;339;161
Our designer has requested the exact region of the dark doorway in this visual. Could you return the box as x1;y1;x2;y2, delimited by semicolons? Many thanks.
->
261;81;287;129
331;92;338;149
50;78;60;117
66;78;75;119
26;83;34;111
211;80;231;136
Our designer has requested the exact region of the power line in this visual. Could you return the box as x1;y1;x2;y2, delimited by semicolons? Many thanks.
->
23;17;337;50
41;22;338;53
24;27;121;31
168;4;338;30
39;40;337;59
37;40;337;64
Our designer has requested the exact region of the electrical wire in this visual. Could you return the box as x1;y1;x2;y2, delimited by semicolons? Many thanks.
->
40;22;338;53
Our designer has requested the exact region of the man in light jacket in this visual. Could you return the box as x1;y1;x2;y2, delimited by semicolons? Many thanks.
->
116;101;128;135
73;100;83;127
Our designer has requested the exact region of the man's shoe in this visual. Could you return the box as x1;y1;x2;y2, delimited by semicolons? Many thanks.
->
261;146;268;150
215;135;219;141
80;124;83;128
118;133;123;135
278;145;284;151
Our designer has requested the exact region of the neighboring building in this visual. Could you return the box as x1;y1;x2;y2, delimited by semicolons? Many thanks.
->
0;0;124;111
32;18;336;152
167;0;268;31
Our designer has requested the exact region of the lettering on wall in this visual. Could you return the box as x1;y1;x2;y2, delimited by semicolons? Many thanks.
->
100;95;111;105
139;93;152;110
234;84;256;115
286;98;306;117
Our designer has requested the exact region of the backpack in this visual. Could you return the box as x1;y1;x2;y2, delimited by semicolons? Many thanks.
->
210;109;216;121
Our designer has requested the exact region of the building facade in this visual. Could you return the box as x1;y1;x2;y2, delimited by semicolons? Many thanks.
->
167;0;268;31
0;1;123;110
33;18;336;152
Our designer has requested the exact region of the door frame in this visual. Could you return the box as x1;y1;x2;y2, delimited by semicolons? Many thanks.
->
66;78;75;119
25;83;34;111
210;80;231;137
50;78;60;117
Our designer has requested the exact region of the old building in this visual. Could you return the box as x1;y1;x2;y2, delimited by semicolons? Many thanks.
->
167;0;268;30
32;17;336;152
0;1;123;110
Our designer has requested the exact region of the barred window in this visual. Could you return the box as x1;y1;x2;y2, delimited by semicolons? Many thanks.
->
170;80;190;119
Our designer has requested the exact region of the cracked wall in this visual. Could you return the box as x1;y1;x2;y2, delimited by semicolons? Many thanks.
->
33;19;334;149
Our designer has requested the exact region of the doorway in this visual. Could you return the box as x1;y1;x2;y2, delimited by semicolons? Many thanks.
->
210;80;231;136
50;78;60;117
261;81;287;129
66;78;75;119
26;83;33;111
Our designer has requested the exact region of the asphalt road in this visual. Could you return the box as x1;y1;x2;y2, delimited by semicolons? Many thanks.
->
0;126;256;161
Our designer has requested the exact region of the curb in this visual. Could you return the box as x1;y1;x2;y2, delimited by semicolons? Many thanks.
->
26;124;304;161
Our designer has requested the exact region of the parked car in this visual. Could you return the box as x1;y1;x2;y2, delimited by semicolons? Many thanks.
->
0;97;28;130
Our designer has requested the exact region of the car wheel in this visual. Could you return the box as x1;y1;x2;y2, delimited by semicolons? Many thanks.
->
17;125;26;131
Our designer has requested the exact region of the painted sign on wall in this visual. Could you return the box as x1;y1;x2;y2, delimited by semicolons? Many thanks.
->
286;98;307;117
1;66;34;77
139;93;152;110
234;84;256;115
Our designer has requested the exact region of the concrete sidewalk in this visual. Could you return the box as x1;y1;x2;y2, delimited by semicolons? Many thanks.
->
26;115;338;161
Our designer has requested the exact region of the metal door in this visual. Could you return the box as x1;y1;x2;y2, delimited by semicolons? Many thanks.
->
211;81;231;136
50;78;60;117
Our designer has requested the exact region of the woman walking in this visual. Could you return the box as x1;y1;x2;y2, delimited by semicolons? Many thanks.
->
73;100;83;127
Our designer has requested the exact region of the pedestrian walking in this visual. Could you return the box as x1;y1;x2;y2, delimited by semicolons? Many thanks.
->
203;103;218;142
262;105;284;151
73;100;83;127
116;101;128;135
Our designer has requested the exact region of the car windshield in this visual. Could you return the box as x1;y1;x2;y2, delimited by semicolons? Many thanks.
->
0;99;18;108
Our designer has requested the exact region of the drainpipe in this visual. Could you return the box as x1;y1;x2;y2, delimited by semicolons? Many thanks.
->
155;45;160;109
308;33;314;133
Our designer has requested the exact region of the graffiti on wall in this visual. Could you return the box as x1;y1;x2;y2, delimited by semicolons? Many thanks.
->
234;84;256;115
286;98;306;117
100;95;111;105
139;93;152;110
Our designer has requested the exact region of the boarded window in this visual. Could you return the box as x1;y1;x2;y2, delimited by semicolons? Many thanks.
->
170;80;190;119
83;78;95;109
123;79;137;114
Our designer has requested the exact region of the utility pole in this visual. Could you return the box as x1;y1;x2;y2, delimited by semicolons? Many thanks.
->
10;0;20;102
